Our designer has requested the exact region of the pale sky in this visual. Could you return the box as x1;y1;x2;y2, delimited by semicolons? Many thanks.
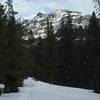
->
0;0;94;19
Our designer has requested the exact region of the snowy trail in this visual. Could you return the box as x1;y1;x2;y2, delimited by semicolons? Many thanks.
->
0;77;100;100
18;78;35;100
19;87;34;100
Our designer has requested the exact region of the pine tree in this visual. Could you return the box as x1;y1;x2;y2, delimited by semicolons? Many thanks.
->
33;37;47;81
57;12;73;86
0;3;7;91
71;26;86;87
3;0;24;92
32;18;58;83
44;18;58;83
88;11;100;93
23;29;36;77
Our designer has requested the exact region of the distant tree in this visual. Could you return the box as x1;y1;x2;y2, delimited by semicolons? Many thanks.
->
23;29;36;78
57;13;73;86
71;26;87;88
33;37;46;81
44;18;58;83
5;0;17;18
32;18;59;83
93;0;100;15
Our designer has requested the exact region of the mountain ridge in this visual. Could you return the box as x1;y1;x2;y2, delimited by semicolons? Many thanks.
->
23;9;91;38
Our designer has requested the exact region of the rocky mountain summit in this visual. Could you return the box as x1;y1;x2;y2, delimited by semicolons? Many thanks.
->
23;9;91;38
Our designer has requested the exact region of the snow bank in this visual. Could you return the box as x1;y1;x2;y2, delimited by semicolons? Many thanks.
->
23;77;36;87
0;77;100;100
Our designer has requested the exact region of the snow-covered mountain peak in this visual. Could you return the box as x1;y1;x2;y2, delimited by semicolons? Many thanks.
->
24;9;91;38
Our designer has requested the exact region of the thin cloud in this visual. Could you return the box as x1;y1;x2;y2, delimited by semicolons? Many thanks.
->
1;0;94;19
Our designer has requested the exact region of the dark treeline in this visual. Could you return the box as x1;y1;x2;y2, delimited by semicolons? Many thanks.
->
0;0;100;95
26;12;100;93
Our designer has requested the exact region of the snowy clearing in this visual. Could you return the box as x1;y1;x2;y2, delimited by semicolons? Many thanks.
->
0;77;100;100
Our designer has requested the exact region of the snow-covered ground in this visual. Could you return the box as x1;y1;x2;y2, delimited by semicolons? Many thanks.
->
0;77;100;100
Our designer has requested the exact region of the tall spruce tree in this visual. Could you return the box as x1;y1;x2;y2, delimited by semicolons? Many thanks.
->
33;37;46;81
44;18;58;83
57;12;73;86
0;3;7;85
88;11;100;93
71;26;86;88
3;0;24;92
33;18;58;83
